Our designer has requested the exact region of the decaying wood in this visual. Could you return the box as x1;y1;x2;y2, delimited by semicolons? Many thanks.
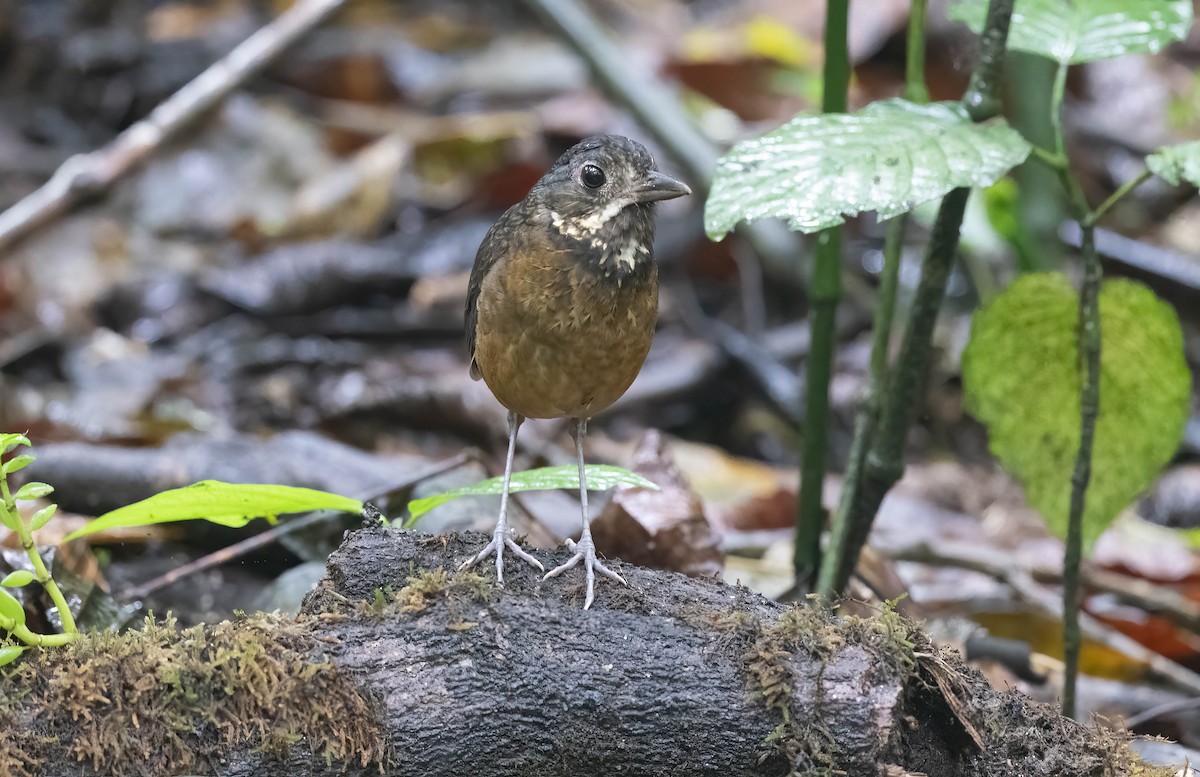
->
0;527;1174;777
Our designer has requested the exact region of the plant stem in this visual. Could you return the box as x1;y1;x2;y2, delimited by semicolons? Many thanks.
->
1088;169;1152;226
904;0;930;104
818;0;1016;596
1045;59;1105;722
821;0;927;597
0;477;77;635
792;0;850;589
1061;217;1100;720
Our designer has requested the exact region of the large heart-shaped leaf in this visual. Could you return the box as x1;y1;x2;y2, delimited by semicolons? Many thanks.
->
705;99;1031;238
1147;140;1200;187
950;0;1193;64
64;481;363;541
406;465;658;527
963;274;1191;548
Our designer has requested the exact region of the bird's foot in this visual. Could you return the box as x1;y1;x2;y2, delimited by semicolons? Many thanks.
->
458;524;544;585
543;533;626;610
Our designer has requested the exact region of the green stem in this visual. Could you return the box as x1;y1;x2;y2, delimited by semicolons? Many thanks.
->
792;0;850;589
823;218;905;597
1088;169;1152;226
823;0;923;592
904;0;930;104
1;476;77;635
1047;58;1103;722
13;519;78;634
1051;60;1069;156
819;0;1016;596
1061;217;1100;720
1;616;76;647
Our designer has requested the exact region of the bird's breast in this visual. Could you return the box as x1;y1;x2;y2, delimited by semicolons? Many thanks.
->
472;247;658;420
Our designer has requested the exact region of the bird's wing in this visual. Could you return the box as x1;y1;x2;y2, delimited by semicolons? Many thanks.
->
465;204;524;380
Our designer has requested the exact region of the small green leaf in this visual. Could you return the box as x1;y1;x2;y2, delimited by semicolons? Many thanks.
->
963;274;1192;548
0;434;30;456
29;504;57;531
13;482;53;501
950;0;1193;64
1;455;34;476
705;99;1031;238
1;571;33;588
405;465;659;528
0;645;25;667
0;589;25;627
63;481;363;541
0;509;18;532
1147;140;1200;187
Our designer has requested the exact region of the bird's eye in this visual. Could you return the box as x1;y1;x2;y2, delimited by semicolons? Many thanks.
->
581;164;606;189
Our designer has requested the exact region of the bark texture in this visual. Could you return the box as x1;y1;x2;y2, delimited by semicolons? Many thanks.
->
0;527;1167;777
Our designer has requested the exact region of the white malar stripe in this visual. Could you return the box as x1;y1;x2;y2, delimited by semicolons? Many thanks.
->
550;199;632;237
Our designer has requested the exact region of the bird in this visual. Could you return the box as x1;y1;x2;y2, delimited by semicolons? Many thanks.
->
459;134;691;609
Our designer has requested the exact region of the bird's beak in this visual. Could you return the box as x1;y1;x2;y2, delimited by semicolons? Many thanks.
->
631;170;692;203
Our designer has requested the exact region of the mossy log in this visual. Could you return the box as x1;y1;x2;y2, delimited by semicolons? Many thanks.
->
0;527;1170;777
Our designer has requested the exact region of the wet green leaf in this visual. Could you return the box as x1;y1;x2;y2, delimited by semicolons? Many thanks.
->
0;589;25;627
963;274;1192;548
0;434;30;456
0;645;25;667
1147;140;1200;187
950;0;1193;64
705;99;1031;238
30;504;57;531
406;465;659;527
14;482;53;501
1;571;33;588
64;481;363;541
1;455;33;476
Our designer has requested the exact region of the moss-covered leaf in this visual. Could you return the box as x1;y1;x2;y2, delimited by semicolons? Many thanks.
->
1147;140;1200;187
963;274;1191;547
950;0;1193;64
406;465;659;527
705;99;1031;238
64;481;363;541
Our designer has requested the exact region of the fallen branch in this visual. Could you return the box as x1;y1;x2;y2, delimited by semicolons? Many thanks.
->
0;0;346;256
0;528;1174;776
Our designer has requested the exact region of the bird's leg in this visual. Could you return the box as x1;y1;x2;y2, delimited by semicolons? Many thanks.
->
458;411;543;583
543;418;627;609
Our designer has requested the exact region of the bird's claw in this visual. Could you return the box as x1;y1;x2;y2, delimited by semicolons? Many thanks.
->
543;534;626;609
459;525;544;585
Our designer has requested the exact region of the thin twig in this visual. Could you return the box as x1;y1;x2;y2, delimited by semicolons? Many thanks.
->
0;0;346;256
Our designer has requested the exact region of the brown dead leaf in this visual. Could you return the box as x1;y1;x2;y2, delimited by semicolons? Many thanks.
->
591;430;722;577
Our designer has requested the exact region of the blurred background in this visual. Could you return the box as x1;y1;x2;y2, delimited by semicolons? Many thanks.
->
1;0;1199;753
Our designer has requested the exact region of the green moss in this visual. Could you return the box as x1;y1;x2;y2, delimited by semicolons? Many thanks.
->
739;601;923;776
387;568;492;616
0;612;385;776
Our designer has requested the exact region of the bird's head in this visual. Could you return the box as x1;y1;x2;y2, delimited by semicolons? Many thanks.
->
530;135;690;274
